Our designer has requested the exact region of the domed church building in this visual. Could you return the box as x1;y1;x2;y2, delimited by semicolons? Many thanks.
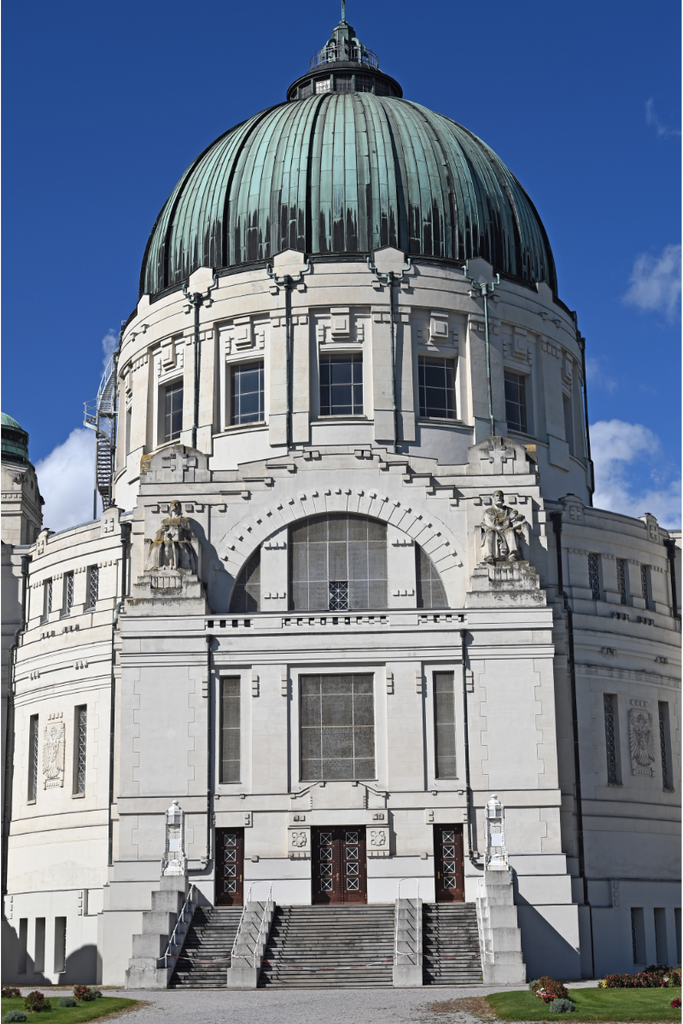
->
2;10;680;990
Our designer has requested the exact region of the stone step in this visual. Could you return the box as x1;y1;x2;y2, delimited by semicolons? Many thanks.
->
422;903;482;986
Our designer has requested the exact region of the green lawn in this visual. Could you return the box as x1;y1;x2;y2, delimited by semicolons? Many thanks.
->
0;996;139;1023
486;986;682;1022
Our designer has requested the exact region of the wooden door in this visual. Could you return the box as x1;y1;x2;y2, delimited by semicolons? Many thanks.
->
215;828;244;906
434;824;465;902
312;827;367;904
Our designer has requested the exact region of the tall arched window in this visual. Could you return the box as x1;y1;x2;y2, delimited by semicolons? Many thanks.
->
229;550;261;612
416;544;447;608
290;514;387;611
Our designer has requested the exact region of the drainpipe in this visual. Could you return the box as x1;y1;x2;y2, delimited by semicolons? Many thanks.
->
460;629;483;869
465;266;500;439
575;324;594;502
108;521;131;865
663;538;679;620
2;553;31;897
550;511;595;978
266;261;312;451
182;274;218;452
367;256;412;453
189;634;215;876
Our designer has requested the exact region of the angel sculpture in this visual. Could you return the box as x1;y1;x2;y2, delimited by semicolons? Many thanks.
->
43;722;65;787
478;490;530;564
629;710;656;770
146;500;198;573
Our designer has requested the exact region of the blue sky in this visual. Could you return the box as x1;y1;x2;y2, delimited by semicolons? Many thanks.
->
2;0;680;528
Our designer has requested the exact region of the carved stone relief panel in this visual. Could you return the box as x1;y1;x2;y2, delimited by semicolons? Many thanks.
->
288;826;311;859
43;713;65;789
628;707;656;777
366;825;390;857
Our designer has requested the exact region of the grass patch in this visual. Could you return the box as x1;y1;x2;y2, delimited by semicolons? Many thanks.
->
0;996;139;1023
485;986;682;1022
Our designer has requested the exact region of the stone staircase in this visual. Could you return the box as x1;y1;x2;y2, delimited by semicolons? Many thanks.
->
422;903;483;985
258;905;395;988
169;906;242;988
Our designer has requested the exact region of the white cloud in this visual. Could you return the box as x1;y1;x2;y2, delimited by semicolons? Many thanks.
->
645;98;681;139
623;244;681;321
35;428;96;533
101;329;118;371
590;419;681;529
585;357;618;394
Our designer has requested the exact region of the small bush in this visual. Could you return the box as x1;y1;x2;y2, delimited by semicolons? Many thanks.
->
57;997;79;1007
549;998;575;1013
531;977;570;1003
2;1012;28;1023
1;989;21;999
73;984;97;1002
671;997;682;1008
22;992;51;1013
91;990;103;999
601;964;682;988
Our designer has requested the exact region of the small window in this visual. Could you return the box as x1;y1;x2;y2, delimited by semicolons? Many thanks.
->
563;394;575;456
63;572;74;616
416;545;447;609
73;705;87;796
603;694;621;785
86;565;99;610
418;356;456;419
356;75;373;92
299;81;312;99
434;671;456;779
655;908;668;965
659;702;674;791
617;558;628;605
54;917;67;974
335;74;353;91
163;379;183;442
43;578;52;620
34;917;46;973
18;918;28;974
315;78;331;94
588;553;601;601
504;371;528;433
300;673;375;781
641;565;652;610
319;353;363;416
231;361;264;426
230;551;260;612
220;677;241;784
28;714;39;802
374;80;392;96
631;908;646;965
125;406;132;458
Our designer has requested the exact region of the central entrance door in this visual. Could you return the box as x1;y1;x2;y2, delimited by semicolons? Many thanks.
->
215;828;244;906
434;824;465;902
312;826;367;904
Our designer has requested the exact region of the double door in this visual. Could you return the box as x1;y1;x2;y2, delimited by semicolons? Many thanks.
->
215;828;244;905
312;826;367;904
434;824;465;902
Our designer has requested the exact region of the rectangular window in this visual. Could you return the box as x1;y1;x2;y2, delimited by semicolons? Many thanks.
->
319;353;363;416
54;917;67;973
28;714;39;802
617;558;628;605
163;379;184;442
504;370;528;433
563;394;575;456
315;78;331;94
231;360;264;425
434;671;457;779
631;907;646;965
125;406;132;457
18;918;28;974
654;908;668;965
34;917;46;973
603;694;621;785
220;678;241;784
588;553;601;601
300;673;375;781
658;701;674;791
63;572;74;616
641;565;652;609
675;908;681;964
418;356;456;419
86;565;99;609
73;706;87;795
335;74;353;91
43;578;52;620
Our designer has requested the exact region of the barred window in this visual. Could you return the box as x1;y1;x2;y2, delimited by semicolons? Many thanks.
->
43;578;52;620
73;705;87;795
355;75;373;92
163;379;183;442
315;78;331;94
631;908;646;965
230;551;260;612
319;353;363;416
641;565;652;609
231;360;264;426
86;565;99;609
504;371;528;433
335;74;353;91
617;558;628;605
603;694;621;785
434;672;456;779
220;678;241;784
418;356;456;419
416;545;447;609
290;514;386;611
659;701;674;791
28;714;39;802
63;572;74;616
300;673;375;781
588;553;601;601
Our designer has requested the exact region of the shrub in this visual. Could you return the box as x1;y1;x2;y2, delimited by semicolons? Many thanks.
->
58;997;78;1007
531;977;570;1003
671;997;681;1009
601;965;682;988
1;989;21;999
2;1012;28;1023
549;998;576;1013
91;989;103;999
73;984;97;1001
22;992;51;1013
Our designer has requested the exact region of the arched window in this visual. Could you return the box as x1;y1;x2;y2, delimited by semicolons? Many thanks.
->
229;550;261;612
416;544;447;608
290;514;387;611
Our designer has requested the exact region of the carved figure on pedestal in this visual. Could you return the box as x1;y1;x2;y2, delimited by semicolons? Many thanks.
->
628;709;656;776
43;722;65;789
146;500;197;573
478;490;530;563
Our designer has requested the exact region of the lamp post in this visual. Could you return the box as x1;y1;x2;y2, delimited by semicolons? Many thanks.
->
162;800;186;876
485;794;508;871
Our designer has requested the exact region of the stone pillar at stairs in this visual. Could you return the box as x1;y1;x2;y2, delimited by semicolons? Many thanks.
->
226;899;275;989
476;870;526;985
125;876;188;989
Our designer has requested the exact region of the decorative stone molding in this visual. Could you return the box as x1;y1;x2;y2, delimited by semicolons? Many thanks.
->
366;825;390;857
288;826;311;859
467;560;546;609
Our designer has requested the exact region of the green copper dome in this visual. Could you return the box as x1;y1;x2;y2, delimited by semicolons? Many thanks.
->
1;412;30;465
140;21;556;298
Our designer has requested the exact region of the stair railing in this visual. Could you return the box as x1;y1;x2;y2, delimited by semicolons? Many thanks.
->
159;883;197;970
230;880;274;969
394;877;421;966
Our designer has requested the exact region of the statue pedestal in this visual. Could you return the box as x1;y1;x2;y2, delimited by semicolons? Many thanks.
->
128;570;208;615
466;560;546;609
